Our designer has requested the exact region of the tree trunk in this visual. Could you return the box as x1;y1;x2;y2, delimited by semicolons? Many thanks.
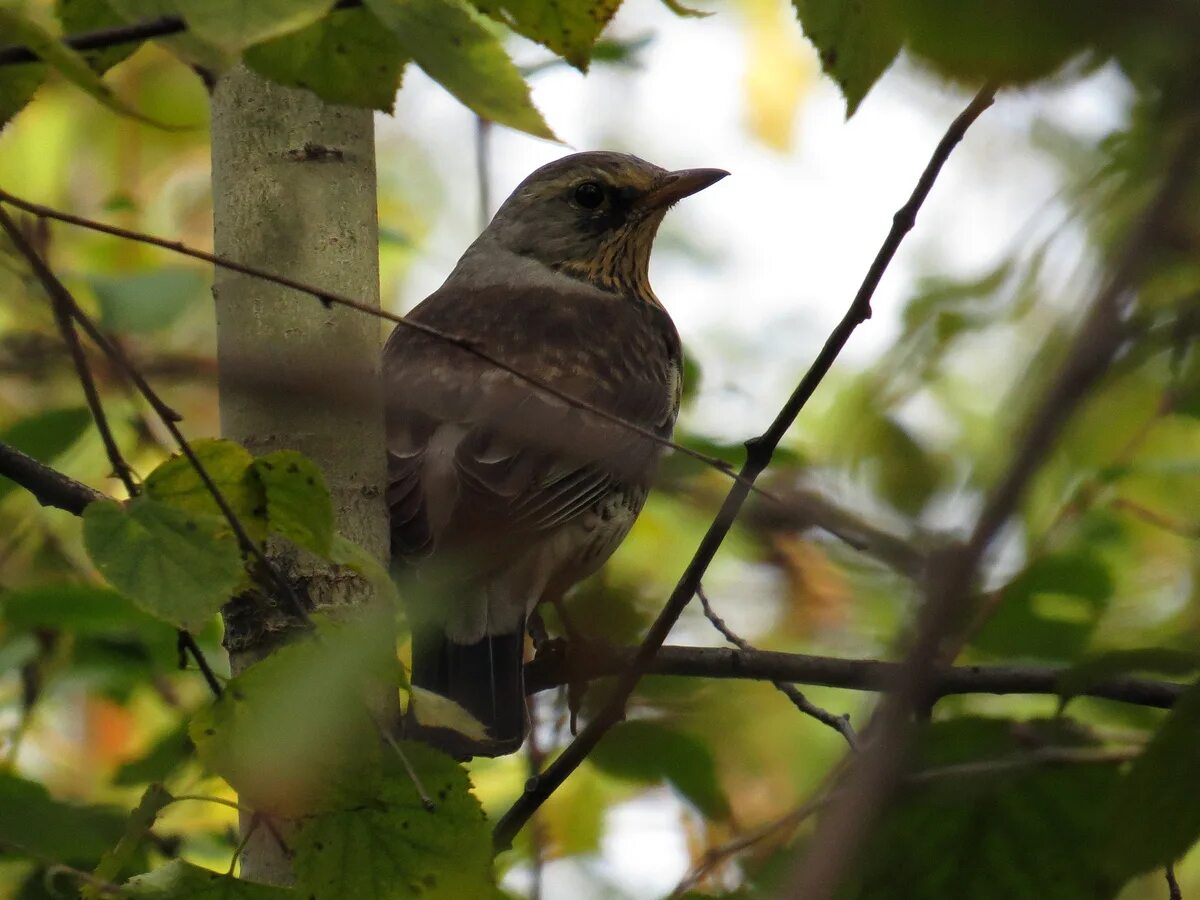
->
209;65;387;885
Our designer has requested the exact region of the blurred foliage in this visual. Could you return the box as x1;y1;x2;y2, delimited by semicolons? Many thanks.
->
0;0;1198;898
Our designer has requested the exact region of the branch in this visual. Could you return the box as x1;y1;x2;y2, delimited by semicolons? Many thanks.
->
698;586;856;747
0;202;312;633
784;112;1200;900
0;189;761;499
0;0;363;67
0;440;103;514
522;644;1184;710
1;213;141;497
491;86;997;852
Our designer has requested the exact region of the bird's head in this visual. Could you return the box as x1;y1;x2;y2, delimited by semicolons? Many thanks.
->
479;151;728;301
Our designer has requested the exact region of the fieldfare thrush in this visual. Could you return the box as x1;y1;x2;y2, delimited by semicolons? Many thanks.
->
383;151;727;757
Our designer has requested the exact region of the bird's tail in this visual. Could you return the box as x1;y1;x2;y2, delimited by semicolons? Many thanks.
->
409;621;527;758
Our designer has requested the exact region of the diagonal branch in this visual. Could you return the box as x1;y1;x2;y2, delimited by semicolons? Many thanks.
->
698;585;856;748
491;84;998;852
0;188;764;499
784;112;1200;900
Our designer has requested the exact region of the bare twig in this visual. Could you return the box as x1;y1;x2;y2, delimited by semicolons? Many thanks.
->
0;0;364;66
492;85;997;852
524;643;1184;709
784;112;1200;900
24;219;141;497
0;188;766;500
0;440;1188;713
176;631;223;698
697;586;856;748
0;203;313;630
0;440;103;514
1167;862;1183;900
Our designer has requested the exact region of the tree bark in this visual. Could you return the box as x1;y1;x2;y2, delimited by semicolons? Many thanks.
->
210;66;386;885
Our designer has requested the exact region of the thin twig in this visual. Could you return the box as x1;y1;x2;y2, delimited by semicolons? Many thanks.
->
227;814;261;876
177;631;224;698
0;188;769;502
369;708;434;810
491;85;997;853
0;203;313;629
697;586;855;748
28;220;140;497
525;701;548;900
0;0;364;66
784;111;1200;900
1167;862;1183;900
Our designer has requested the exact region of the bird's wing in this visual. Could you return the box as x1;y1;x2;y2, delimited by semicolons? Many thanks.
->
384;279;680;565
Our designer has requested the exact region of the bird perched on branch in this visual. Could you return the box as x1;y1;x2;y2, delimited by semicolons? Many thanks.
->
384;151;727;757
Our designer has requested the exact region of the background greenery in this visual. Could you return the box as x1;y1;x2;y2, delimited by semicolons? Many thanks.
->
0;0;1198;897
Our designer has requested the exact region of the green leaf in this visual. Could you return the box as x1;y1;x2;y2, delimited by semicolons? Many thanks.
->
0;583;175;640
0;9;171;127
366;0;556;139
58;0;142;73
88;267;208;334
120;860;293;899
971;553;1113;662
0;772;125;864
144;439;265;540
0;407;91;501
190;612;398;815
893;0;1131;86
245;5;409;111
791;0;901;117
473;0;623;71
293;743;494;900
180;0;337;53
1057;648;1200;706
590;719;731;820
83;497;243;632
1101;680;1200;886
252;450;334;555
846;717;1122;900
85;784;173;900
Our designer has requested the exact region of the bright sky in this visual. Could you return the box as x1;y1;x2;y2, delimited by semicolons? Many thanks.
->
375;3;1131;895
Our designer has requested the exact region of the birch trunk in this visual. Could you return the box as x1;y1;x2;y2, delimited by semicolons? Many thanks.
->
209;65;387;885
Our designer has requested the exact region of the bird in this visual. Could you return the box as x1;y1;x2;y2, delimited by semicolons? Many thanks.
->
383;151;727;757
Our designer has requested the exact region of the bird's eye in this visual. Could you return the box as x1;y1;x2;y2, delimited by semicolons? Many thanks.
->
573;181;605;209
